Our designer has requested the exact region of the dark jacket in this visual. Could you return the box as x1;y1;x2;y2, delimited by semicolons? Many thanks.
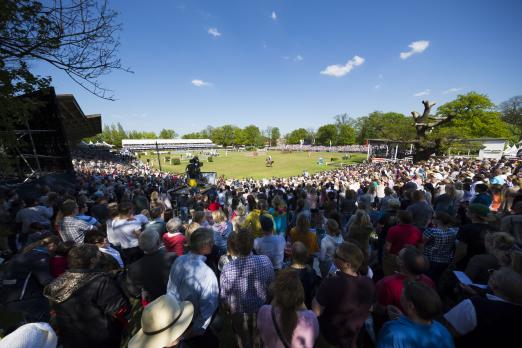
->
0;247;53;322
125;249;176;302
44;269;130;348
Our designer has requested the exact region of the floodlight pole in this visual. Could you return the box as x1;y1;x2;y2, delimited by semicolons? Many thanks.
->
155;141;163;171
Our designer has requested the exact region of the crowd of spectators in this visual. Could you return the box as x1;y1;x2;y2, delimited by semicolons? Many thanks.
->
1;147;522;348
268;144;368;153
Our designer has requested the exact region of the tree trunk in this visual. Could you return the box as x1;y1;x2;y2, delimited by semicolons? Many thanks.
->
411;100;453;163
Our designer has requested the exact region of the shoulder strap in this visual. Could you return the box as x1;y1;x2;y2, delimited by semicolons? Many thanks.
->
271;306;291;348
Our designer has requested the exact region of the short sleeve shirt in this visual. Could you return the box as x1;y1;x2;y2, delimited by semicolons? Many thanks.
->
386;224;422;255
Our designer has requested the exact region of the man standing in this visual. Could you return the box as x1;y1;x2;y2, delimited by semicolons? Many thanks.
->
167;228;219;346
60;199;96;245
377;281;454;348
376;247;435;312
220;230;275;347
407;190;434;230
253;215;286;270
312;242;375;348
15;197;53;245
44;244;130;348
126;229;177;304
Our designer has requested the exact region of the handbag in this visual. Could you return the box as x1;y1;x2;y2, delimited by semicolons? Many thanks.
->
271;306;291;348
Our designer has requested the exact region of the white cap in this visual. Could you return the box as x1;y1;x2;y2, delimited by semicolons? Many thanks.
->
0;323;57;348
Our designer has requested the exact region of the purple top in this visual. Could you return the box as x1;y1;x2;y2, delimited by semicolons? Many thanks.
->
257;305;319;348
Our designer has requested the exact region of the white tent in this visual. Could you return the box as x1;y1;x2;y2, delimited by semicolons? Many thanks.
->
504;145;519;158
78;141;89;147
88;141;94;145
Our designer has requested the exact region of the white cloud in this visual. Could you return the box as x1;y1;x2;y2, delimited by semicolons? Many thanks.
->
400;40;430;59
442;87;462;94
271;11;277;20
414;89;430;97
191;79;212;87
320;55;365;77
282;56;290;60
294;54;304;62
374;84;381;90
207;27;221;37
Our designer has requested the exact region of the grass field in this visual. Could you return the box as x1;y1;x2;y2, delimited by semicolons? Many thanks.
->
139;150;366;179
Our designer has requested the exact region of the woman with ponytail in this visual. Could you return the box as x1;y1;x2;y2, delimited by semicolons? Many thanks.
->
257;269;319;348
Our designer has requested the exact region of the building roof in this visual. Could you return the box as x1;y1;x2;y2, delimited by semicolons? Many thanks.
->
56;94;102;142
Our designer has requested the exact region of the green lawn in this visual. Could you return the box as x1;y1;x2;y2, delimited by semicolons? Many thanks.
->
139;150;366;179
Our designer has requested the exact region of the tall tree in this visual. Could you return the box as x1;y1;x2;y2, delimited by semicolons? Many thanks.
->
337;124;356;145
271;127;281;146
0;0;127;100
315;124;338;146
412;92;516;161
159;129;178;139
499;96;522;138
355;112;416;144
286;128;309;144
243;125;263;147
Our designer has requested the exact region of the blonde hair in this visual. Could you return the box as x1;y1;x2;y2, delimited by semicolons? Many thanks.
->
212;209;227;224
485;232;515;266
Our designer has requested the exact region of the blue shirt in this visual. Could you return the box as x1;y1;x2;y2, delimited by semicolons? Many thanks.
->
166;252;219;334
254;234;286;269
76;214;99;226
377;316;454;348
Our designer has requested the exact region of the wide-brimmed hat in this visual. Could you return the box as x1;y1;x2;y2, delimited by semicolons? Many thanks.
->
128;295;194;348
468;203;491;219
0;322;57;348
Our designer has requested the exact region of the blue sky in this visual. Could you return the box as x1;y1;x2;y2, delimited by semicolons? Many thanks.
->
33;0;522;135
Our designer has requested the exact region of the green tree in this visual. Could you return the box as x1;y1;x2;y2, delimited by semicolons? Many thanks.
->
182;132;205;139
337;124;356;145
271;127;281;146
159;129;178;139
434;92;515;140
210;125;236;146
355;112;416;144
499;96;522;138
243;125;263;147
315;124;338;146
286;128;309;144
233;127;246;146
409;92;516;161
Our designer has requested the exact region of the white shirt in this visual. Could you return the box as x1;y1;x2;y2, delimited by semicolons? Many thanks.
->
110;216;145;249
99;246;124;268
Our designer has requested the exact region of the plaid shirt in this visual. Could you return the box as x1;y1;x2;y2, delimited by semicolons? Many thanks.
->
220;254;275;314
60;216;94;245
422;227;459;263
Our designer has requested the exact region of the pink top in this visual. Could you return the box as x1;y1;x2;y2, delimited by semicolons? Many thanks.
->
257;305;319;348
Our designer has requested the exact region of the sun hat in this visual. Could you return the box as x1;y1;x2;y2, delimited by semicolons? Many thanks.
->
468;203;490;218
128;294;194;348
0;322;57;348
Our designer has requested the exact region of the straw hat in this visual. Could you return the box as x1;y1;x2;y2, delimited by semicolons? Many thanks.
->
128;295;194;348
0;322;57;348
